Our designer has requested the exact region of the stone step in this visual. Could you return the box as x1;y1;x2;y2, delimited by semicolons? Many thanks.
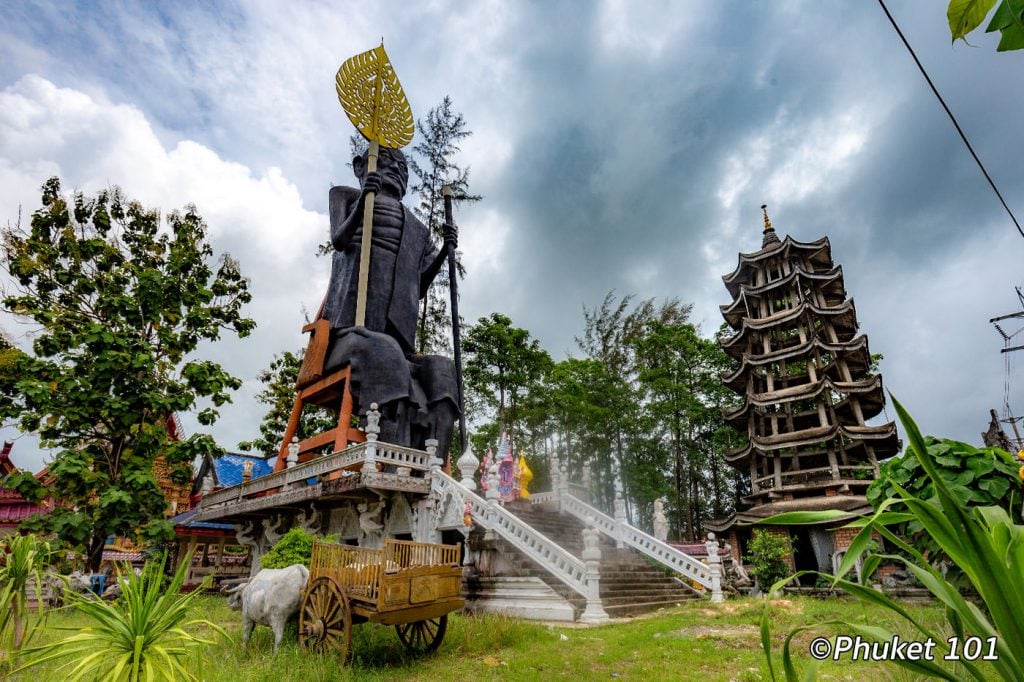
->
604;598;696;618
601;585;690;598
600;593;695;608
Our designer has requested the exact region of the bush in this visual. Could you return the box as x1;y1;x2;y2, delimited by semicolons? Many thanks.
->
260;527;316;569
745;529;792;593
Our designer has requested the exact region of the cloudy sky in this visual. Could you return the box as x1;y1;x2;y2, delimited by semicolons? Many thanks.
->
1;1;1022;473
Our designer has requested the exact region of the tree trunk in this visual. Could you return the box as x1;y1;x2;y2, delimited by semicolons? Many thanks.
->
87;531;106;573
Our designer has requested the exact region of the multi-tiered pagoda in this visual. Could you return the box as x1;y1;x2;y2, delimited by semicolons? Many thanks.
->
709;208;898;577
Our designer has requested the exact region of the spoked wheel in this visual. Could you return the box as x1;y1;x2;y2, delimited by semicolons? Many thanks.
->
299;576;352;662
395;614;448;655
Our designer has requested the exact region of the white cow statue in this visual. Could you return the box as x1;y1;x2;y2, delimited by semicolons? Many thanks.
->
224;564;309;651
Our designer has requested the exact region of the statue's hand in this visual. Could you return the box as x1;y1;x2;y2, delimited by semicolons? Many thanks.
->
362;171;382;196
443;221;458;249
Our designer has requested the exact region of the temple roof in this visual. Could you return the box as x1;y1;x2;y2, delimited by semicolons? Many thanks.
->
724;421;899;466
723;235;833;296
706;495;873;532
720;264;846;329
723;375;886;427
169;507;236;532
720;305;862;363
193;452;276;494
722;334;872;392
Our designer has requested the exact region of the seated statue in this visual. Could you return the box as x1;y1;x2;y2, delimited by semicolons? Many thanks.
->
321;146;459;457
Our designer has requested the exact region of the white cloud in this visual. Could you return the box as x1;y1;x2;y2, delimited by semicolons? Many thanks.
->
0;75;330;471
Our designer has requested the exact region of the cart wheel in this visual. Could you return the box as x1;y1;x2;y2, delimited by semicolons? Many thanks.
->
395;614;448;655
299;576;352;662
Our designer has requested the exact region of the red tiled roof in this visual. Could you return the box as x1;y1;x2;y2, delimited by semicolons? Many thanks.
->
0;501;47;524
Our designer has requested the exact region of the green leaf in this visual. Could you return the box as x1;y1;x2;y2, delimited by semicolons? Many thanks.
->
996;21;1024;49
949;0;999;41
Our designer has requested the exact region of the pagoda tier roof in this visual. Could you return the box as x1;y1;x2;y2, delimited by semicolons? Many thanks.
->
706;495;872;532
722;336;871;392
724;420;898;466
723;374;886;427
723;235;833;296
720;264;845;330
720;299;858;360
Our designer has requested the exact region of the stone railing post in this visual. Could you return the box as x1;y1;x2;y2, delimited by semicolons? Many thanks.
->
706;532;724;603
285;437;299;490
550;452;561;508
426;438;442;473
485;461;500;504
579;518;609;623
457;445;479;490
361;403;380;474
558;463;569;508
581;463;592;501
613;490;626;549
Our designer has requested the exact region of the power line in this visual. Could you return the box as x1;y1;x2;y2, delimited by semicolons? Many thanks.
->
877;0;1024;240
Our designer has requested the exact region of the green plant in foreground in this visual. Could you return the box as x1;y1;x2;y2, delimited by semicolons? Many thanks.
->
0;533;52;653
14;553;227;681
759;396;1024;681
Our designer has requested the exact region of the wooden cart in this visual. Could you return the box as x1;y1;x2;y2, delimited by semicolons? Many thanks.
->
298;538;464;661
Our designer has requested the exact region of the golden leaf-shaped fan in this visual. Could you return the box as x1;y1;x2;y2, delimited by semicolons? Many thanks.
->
336;43;413;149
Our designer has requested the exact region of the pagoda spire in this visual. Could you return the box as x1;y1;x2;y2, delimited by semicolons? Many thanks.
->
761;204;781;248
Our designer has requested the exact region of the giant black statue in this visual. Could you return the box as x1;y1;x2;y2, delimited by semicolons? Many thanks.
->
321;147;458;456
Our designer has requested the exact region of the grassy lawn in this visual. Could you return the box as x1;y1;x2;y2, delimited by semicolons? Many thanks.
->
4;594;984;681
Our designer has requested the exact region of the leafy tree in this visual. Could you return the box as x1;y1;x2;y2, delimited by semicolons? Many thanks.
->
1;178;254;571
464;313;552;448
238;348;337;457
948;0;1024;51
408;96;481;353
576;292;692;512
633;319;737;540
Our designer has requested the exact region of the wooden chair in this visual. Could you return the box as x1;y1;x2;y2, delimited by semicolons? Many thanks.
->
272;318;365;473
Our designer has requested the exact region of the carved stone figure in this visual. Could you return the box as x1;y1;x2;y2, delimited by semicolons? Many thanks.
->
321;147;459;455
357;499;386;547
652;499;668;543
294;506;321;534
262;514;285;548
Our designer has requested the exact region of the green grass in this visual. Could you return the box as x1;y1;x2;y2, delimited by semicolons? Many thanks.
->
5;595;949;681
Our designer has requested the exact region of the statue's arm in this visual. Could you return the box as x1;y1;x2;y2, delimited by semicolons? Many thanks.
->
329;186;364;251
418;221;458;297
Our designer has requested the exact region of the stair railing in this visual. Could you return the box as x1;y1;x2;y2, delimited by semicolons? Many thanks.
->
531;490;717;594
433;471;608;622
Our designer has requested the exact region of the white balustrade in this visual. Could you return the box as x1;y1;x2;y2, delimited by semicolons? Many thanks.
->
433;471;593;600
199;441;433;512
558;493;713;590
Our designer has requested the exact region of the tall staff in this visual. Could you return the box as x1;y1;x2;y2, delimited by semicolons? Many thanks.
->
335;42;414;325
443;185;468;457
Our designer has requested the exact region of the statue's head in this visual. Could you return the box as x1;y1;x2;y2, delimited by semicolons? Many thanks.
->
353;147;408;198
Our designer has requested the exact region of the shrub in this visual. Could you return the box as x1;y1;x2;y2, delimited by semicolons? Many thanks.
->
745;529;793;593
867;436;1022;588
260;527;316;569
0;533;52;653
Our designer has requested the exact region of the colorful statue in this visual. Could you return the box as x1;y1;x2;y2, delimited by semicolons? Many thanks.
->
517;451;533;500
496;433;518;502
480;448;493;491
